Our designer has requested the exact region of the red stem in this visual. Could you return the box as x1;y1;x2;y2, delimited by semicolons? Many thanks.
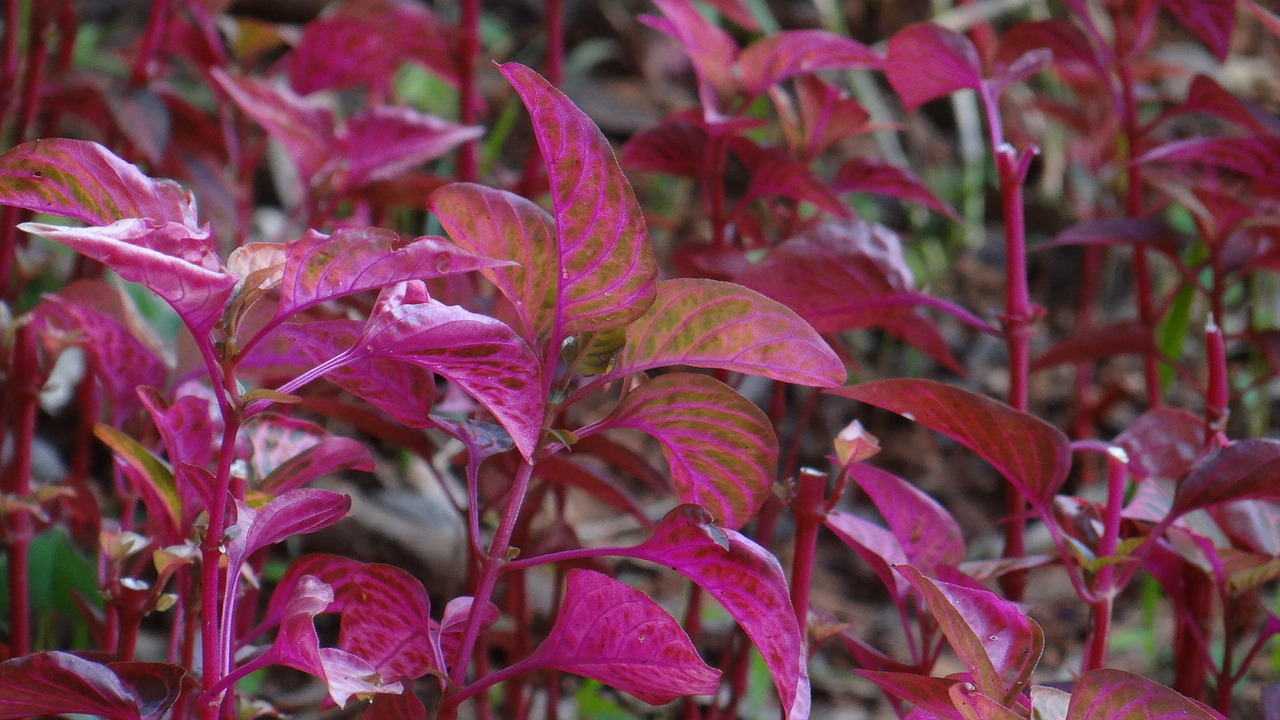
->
3;324;38;658
788;469;826;632
457;0;480;182
0;0;18;122
681;584;704;720
128;0;171;87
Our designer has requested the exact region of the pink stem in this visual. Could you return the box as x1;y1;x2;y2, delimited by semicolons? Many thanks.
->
457;0;480;182
3;324;38;658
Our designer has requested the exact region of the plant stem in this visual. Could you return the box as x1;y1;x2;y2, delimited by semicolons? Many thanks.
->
3;323;38;658
788;469;826;632
457;0;480;182
128;0;171;88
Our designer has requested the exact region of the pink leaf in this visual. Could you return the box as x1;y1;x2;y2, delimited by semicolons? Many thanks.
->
20;219;236;334
624;506;809;720
239;414;374;493
1159;0;1236;60
856;671;964;720
275;319;437;428
621;117;708;178
429;183;558;340
340;564;444;683
250;554;364;640
525;569;720;705
227;489;351;574
276;227;508;320
500;63;658;335
270;576;403;706
896;566;1044;703
0;652;181;720
609;278;844;387
437;597;499;672
212;70;336;183
833;158;959;219
833;379;1071;508
737;30;881;97
795;76;873;157
1067;669;1226;719
0;138;198;227
850;464;965;574
1172;439;1280;515
341;106;481;190
137;388;218;473
885;24;984;111
641;0;739;115
591;373;777;529
1139;136;1280;194
825;510;910;599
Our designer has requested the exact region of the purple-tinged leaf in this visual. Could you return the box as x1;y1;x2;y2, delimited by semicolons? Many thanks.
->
885;24;983;111
642;0;739;115
239;414;374;493
137;388;218;472
1114;407;1212;481
249;554;363;641
212;70;335;183
1138;136;1280;194
623;506;809;720
269;576;403;706
36;293;168;425
524;569;719;705
589;373;777;529
342;106;481;190
437;597;499;672
1159;0;1235;60
429;183;558;340
896;566;1044;703
283;296;542;459
855;671;964;720
107;662;186;720
831;379;1071;508
850;464;964;574
737;30;881;97
825;510;909;599
276;227;507;320
1067;669;1226;719
1172;439;1280;516
995;20;1101;78
20;218;234;335
795;76;873;157
340;564;443;683
1030;321;1159;371
500;63;658;335
833;158;959;219
609;278;844;387
227;489;351;574
1039;218;1181;256
949;683;1024;720
1212;500;1280;555
0;138;197;226
1162;75;1277;134
621;117;708;178
0;652;180;720
729;137;850;218
276;319;437;428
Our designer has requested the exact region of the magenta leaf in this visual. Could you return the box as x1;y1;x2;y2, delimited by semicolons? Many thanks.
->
896;566;1044;703
1138;136;1280;194
995;20;1101;77
825;510;909;599
212;70;335;184
623;505;809;720
226;489;352;575
276;227;508;320
795;76;873;157
239;414;374;493
523;569;719;705
831;379;1072;508
729;137;849;218
250;554;364;640
341;106;481;190
885;24;984;111
0;652;183;720
608;278;844;387
621;117;708;178
1066;669;1226;719
642;0;739;115
1163;75;1276;134
107;662;186;720
282;294;542;459
0;138;197;226
1030;321;1160;371
589;372;777;529
833;158;959;219
1159;0;1235;60
340;564;444;683
850;464;965;574
737;30;881;97
1114;407;1212;481
269;576;403;706
137;387;218;475
499;63;658;336
429;183;558;340
856;670;963;720
438;597;500;672
1171;439;1280;516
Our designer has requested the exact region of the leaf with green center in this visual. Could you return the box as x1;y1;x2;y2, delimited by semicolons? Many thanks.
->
608;278;844;387
499;63;657;336
275;227;509;320
1066;669;1226;719
589;373;777;529
896;566;1043;703
429;183;558;341
620;506;809;720
0;138;197;226
523;569;719;706
831;379;1071;509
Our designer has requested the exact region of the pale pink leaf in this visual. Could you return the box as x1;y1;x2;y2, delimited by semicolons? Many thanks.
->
831;379;1072;508
591;372;777;529
885;24;984;111
609;278;844;387
737;30;881;96
500;62;658;335
526;569;720;705
1114;407;1211;481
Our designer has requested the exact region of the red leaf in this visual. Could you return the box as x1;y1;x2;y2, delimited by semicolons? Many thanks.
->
341;106;481;190
1067;669;1226;719
831;379;1071;508
833;158;959;219
1139;136;1280;193
850;464;965;574
1040;218;1181;256
729;137;849;217
795;76;873;157
610;278;845;387
995;20;1101;78
825;510;909;599
1030;321;1159;371
500;63;658;336
1159;0;1236;60
737;30;881;97
591;373;777;529
0;651;178;720
212;70;335;184
885;23;984;111
620;117;708;178
1114;407;1212;481
340;564;444;682
1172;439;1280;516
524;569;720;705
855;671;964;720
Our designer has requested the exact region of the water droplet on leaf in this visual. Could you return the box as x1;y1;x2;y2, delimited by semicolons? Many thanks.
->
435;254;452;274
